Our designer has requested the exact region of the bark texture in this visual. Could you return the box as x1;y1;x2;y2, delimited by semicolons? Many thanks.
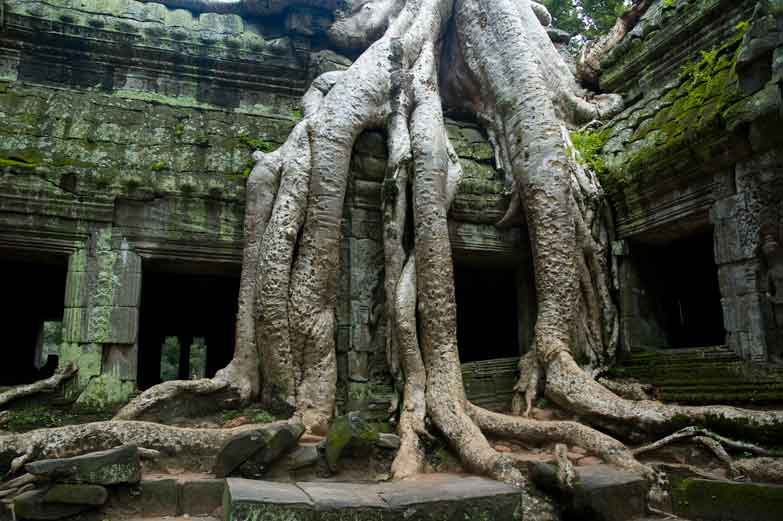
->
30;0;783;499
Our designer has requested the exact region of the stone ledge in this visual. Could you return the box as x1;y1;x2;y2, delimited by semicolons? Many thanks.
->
673;478;783;521
225;475;525;521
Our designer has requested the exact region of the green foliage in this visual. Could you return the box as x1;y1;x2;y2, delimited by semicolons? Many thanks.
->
543;0;632;37
570;128;610;175
160;336;180;381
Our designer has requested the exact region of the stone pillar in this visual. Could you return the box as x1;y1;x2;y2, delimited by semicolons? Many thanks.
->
336;132;390;418
61;229;141;408
712;153;783;362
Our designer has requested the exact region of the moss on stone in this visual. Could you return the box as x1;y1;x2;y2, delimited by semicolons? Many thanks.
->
598;20;751;192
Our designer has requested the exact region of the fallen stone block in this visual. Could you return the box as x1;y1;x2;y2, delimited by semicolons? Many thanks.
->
14;489;91;520
25;445;141;485
214;422;304;478
42;484;108;505
281;445;320;470
532;463;647;521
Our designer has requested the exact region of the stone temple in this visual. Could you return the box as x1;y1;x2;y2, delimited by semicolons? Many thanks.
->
0;0;782;417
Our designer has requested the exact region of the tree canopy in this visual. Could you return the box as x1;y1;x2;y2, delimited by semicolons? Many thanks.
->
543;0;632;36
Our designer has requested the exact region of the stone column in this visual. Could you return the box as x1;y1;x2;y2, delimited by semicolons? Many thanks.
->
61;228;141;408
712;153;783;362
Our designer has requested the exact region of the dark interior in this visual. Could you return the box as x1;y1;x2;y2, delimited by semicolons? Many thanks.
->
454;264;520;363
137;265;239;389
633;228;726;348
0;252;67;385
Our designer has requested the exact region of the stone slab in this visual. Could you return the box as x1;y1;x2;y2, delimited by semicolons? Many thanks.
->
14;489;91;520
298;481;388;510
42;484;108;505
226;478;314;507
25;445;141;485
376;475;519;508
225;475;526;521
673;478;783;521
572;465;648;521
180;478;225;515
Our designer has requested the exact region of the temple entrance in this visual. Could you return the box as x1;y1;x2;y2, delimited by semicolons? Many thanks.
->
629;227;726;349
137;261;239;390
454;263;521;363
0;250;67;385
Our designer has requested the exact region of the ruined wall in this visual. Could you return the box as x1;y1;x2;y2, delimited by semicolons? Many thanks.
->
594;0;783;361
0;0;522;412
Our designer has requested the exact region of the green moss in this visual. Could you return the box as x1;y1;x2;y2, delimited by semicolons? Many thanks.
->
0;157;37;169
239;135;278;153
150;160;168;172
600;20;750;191
4;404;114;432
570;128;610;176
221;407;278;424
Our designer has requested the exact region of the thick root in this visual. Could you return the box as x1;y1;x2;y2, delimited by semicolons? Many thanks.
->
114;378;244;422
735;457;783;483
0;362;77;410
468;403;654;480
0;420;285;474
511;352;542;417
546;351;783;442
391;257;428;479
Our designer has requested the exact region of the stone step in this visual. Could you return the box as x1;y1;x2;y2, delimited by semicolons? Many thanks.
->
672;478;783;521
104;475;225;518
224;475;527;521
612;346;783;405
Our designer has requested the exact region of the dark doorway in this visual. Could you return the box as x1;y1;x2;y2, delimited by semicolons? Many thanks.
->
137;264;239;389
454;264;520;363
632;228;725;348
0;251;67;385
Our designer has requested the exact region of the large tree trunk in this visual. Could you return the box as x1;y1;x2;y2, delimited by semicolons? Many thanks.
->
35;0;783;500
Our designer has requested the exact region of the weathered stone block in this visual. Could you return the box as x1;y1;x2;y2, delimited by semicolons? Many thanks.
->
181;478;225;515
224;476;527;521
572;465;647;521
280;445;320;470
42;484;108;505
325;412;379;472
26;445;141;485
14;489;90;520
673;478;783;521
214;422;304;478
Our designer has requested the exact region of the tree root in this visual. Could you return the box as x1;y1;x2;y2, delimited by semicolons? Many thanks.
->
597;377;655;401
0;362;77;409
735;457;783;484
114;378;243;423
0;420;287;476
633;426;780;458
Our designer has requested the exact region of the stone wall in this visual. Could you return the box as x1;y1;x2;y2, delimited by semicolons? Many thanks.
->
595;0;783;361
0;0;521;411
0;0;315;407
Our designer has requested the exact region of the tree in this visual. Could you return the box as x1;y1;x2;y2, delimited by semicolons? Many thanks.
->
543;0;631;36
2;0;782;505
